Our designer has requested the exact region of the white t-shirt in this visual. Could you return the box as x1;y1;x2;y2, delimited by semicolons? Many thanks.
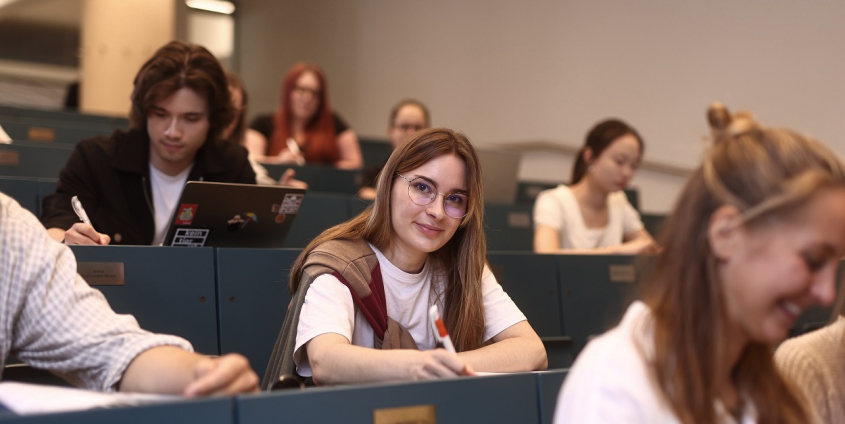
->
554;301;757;423
533;185;644;250
294;243;527;377
149;164;191;246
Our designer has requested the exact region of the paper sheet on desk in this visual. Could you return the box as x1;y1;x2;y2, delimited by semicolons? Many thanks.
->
0;382;181;415
0;124;10;144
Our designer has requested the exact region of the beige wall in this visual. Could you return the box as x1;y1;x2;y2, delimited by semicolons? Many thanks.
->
237;1;845;212
80;0;176;117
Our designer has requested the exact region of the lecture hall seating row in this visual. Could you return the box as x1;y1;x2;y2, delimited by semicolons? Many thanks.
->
0;176;538;251
64;245;644;377
1;370;568;424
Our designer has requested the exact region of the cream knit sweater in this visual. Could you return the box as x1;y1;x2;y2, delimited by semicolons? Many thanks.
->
775;317;845;424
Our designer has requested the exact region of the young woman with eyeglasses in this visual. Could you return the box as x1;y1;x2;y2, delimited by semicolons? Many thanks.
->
246;62;363;169
283;128;547;385
533;119;656;254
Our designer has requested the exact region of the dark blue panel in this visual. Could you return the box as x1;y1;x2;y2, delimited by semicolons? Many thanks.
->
0;121;111;145
0;143;73;179
641;213;666;240
0;177;40;215
487;252;572;368
216;248;301;378
282;194;353;248
358;137;392;169
536;370;567;424
0;105;129;129
1;397;232;424
487;253;562;337
238;373;539;424
263;164;361;195
484;203;533;251
69;246;219;355
558;255;641;356
515;181;557;205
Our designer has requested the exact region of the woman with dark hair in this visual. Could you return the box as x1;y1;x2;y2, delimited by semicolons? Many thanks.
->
247;62;362;169
266;128;546;386
554;103;845;423
223;71;306;189
533;119;654;254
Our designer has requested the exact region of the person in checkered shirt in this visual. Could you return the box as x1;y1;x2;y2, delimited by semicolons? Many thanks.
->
0;192;258;395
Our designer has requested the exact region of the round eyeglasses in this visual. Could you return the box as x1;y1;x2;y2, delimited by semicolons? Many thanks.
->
397;173;468;219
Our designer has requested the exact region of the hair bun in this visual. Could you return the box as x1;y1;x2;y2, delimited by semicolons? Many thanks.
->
707;102;757;143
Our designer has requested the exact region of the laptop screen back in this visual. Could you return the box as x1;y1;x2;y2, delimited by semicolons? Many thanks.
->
164;181;306;248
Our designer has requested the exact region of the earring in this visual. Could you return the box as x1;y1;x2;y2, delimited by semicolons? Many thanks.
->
587;164;594;172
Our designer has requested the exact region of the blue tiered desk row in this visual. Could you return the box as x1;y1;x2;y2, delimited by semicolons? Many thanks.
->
1;370;567;424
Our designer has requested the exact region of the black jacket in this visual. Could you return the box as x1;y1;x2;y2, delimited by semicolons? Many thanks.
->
41;129;256;245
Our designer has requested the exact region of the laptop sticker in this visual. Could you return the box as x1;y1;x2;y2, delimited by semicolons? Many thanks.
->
273;193;304;215
175;204;198;225
172;228;209;246
227;213;257;231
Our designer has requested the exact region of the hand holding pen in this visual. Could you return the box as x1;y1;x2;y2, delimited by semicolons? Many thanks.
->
428;305;475;377
64;196;110;245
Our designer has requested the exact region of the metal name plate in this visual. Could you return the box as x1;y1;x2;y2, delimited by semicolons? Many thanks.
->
609;264;636;283
373;404;436;424
77;262;125;286
27;127;55;142
0;150;19;166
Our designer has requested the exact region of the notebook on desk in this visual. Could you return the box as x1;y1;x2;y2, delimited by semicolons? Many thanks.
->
163;181;306;248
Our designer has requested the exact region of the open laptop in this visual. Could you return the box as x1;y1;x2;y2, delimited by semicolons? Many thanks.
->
477;147;521;205
163;181;306;248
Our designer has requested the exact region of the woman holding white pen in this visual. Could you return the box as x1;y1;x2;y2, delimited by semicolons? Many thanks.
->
263;128;546;387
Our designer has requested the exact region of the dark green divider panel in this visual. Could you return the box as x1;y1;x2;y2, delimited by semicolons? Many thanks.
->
641;212;666;239
487;252;572;368
358;137;392;169
1;397;232;424
484;203;533;251
282;193;353;248
0;121;112;145
263;164;360;195
537;369;568;424
558;255;642;356
516;181;641;212
0;177;41;215
516;181;557;205
0;105;129;129
238;373;539;424
215;248;301;378
349;196;372;216
0;143;72;179
69;246;219;355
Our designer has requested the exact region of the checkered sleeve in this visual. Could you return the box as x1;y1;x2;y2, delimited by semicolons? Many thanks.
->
2;194;192;392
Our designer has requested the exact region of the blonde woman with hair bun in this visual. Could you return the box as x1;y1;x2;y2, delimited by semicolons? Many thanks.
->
554;102;845;423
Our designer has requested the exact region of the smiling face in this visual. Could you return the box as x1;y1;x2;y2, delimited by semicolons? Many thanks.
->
717;187;845;346
585;133;641;192
387;153;467;272
147;87;210;176
289;71;321;123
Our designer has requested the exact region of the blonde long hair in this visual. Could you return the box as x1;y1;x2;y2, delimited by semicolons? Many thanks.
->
289;128;487;351
642;102;845;424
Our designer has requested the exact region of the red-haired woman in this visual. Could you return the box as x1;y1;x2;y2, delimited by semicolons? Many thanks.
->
248;62;362;169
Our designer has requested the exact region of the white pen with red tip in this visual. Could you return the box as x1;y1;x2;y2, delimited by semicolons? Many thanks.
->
428;304;456;354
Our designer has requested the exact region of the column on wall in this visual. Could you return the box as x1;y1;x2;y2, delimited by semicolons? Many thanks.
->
79;0;176;117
